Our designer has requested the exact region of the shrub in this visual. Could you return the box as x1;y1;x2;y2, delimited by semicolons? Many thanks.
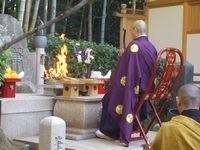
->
45;34;119;78
0;50;12;86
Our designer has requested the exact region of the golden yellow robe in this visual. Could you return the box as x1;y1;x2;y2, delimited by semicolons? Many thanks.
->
151;115;200;150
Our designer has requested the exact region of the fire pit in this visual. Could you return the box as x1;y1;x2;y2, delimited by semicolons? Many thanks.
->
81;79;104;96
59;78;84;97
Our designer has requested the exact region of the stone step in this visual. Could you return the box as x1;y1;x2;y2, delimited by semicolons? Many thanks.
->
14;131;157;150
14;136;39;150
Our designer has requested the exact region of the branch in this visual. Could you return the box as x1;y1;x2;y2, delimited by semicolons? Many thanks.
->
0;0;90;52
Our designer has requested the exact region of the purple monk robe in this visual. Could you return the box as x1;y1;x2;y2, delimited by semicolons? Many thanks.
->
107;36;157;144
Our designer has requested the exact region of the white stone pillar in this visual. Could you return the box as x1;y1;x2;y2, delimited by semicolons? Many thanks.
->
34;32;47;93
36;47;45;93
39;116;66;150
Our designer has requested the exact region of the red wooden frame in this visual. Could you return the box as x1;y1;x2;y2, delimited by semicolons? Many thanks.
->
131;47;184;147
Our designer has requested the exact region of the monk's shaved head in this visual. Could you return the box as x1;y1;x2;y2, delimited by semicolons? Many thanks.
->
177;84;200;108
133;20;146;35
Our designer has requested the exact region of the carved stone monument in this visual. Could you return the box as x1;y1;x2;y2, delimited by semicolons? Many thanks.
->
0;14;36;92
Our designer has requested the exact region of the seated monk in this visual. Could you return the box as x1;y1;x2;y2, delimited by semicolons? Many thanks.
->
150;84;200;150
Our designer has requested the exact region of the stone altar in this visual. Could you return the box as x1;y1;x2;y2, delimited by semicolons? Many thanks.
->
53;95;103;140
0;94;55;138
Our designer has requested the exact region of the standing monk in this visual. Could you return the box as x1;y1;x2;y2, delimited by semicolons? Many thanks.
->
95;20;157;146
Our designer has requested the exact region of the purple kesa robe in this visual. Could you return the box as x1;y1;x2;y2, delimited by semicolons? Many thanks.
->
99;36;157;145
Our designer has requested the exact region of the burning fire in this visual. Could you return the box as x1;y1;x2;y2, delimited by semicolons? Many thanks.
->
45;34;68;80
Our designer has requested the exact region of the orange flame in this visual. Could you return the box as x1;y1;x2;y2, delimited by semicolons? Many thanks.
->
45;34;68;80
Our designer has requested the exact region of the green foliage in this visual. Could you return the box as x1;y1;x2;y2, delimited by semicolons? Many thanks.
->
3;0;146;48
0;50;12;86
154;58;175;122
45;34;119;78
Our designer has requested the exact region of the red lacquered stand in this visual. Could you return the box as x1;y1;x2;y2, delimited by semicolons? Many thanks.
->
0;78;21;98
97;78;110;94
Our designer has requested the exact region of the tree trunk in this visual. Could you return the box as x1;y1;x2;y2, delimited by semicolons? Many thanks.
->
1;0;5;14
23;0;32;32
88;4;92;41
29;0;41;31
18;0;26;27
78;6;85;40
50;0;57;35
100;0;107;44
43;0;48;35
0;0;90;52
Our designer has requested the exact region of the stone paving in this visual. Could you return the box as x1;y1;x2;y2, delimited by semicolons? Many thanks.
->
16;131;156;150
65;138;146;150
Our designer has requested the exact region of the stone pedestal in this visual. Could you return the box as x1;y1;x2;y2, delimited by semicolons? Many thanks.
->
53;95;103;140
